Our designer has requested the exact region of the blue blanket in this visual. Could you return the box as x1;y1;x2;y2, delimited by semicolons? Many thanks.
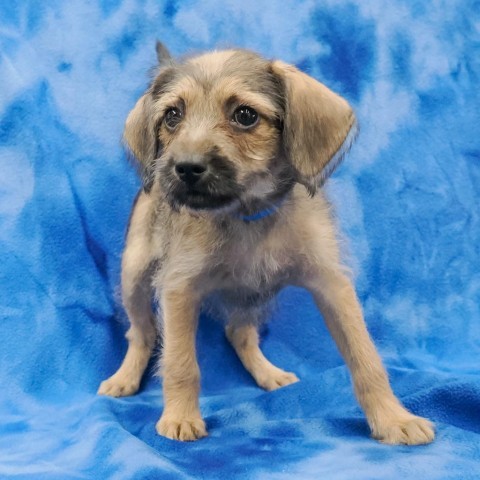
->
1;1;479;478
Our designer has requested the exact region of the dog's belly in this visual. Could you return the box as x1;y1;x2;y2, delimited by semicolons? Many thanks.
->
203;284;281;323
206;255;293;311
216;285;281;308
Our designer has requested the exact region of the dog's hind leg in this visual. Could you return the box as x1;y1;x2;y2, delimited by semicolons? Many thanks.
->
98;191;157;397
226;322;299;391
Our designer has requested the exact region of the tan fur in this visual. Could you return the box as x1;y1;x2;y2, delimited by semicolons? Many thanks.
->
98;48;434;445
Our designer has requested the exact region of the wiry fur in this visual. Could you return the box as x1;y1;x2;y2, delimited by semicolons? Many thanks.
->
98;46;434;445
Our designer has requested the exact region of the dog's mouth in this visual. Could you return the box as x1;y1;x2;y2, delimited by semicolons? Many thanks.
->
170;187;237;211
160;156;242;211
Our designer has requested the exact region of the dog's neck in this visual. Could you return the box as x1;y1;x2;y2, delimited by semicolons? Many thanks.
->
236;196;287;223
235;184;294;223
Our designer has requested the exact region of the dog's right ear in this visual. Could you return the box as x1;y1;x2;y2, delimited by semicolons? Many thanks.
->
124;46;177;192
156;41;173;66
123;93;158;192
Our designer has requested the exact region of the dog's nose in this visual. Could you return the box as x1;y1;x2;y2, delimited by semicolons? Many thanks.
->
175;162;207;185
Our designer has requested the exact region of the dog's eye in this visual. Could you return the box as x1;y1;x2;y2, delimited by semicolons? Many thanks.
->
232;106;258;128
164;107;182;130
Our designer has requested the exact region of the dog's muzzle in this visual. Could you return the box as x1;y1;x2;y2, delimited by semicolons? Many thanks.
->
161;155;241;210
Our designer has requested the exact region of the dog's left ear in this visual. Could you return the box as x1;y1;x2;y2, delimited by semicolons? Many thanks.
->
271;61;357;193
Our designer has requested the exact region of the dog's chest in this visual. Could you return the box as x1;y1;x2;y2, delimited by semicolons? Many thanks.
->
210;225;295;294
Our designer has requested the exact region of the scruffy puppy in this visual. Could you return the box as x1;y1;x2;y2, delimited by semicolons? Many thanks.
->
98;43;434;445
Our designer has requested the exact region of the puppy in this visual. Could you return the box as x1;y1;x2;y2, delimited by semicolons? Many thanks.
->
98;44;434;445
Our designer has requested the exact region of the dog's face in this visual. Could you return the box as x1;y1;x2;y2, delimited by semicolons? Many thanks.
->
124;48;357;211
155;50;287;211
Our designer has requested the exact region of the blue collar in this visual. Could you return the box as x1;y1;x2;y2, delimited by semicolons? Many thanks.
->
239;206;280;222
237;197;286;223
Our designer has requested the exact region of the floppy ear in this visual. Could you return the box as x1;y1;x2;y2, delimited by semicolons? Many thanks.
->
123;93;158;192
271;61;358;193
124;43;176;192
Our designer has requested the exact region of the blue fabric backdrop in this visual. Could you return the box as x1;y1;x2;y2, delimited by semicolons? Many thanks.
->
1;1;479;478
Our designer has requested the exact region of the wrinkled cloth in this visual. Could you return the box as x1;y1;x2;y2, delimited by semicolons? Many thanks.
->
1;1;479;479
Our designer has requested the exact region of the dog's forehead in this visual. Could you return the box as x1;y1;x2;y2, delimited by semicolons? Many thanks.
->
151;50;283;114
185;50;269;82
186;50;241;73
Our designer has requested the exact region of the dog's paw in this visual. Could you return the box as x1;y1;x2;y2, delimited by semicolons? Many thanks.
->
372;414;435;445
156;414;207;441
256;366;299;391
97;373;139;397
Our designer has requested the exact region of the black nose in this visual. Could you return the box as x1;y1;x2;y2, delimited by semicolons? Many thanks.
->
175;162;207;185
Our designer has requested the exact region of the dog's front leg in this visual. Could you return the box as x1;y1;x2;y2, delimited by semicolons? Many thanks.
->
304;269;434;445
156;288;207;441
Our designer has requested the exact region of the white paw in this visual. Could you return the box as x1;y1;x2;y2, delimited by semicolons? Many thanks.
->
373;414;435;445
97;373;140;397
156;414;207;441
256;366;299;391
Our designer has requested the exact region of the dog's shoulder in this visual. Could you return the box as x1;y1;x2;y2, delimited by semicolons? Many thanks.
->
289;185;334;228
